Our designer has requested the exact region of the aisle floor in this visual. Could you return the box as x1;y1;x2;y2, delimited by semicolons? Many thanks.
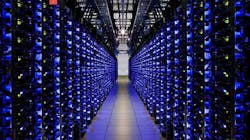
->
83;77;165;140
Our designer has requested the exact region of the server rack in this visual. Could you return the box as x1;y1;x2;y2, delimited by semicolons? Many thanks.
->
60;7;73;139
34;0;43;139
12;0;42;138
42;1;61;139
0;0;12;139
192;1;205;139
129;0;250;139
204;0;214;139
0;1;117;139
234;0;250;139
173;5;187;139
185;1;193;139
165;21;175;139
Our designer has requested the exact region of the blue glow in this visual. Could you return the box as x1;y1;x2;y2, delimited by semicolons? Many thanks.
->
1;0;12;139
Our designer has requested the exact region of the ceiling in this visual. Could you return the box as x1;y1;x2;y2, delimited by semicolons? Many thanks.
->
107;0;179;46
108;0;138;44
67;0;182;54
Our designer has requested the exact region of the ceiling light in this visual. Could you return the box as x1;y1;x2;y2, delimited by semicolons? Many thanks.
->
121;29;126;35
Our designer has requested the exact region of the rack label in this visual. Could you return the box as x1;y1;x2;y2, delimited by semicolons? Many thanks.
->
49;0;57;5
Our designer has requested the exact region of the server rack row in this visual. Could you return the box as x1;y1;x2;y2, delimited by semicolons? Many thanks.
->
0;1;117;139
129;0;250;139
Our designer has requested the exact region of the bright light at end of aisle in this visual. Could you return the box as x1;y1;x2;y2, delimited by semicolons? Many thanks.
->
121;29;126;35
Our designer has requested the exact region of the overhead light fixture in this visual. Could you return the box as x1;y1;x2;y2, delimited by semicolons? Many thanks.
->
121;29;126;35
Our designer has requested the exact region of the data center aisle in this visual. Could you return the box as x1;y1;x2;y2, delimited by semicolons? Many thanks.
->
83;77;165;140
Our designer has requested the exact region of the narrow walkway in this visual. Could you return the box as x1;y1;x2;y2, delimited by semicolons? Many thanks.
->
83;77;165;140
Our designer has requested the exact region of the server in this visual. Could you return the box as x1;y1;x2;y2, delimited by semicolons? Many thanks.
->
129;0;250;139
0;0;117;139
1;0;250;139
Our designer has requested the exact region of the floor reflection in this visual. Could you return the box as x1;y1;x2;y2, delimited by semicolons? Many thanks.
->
83;77;165;140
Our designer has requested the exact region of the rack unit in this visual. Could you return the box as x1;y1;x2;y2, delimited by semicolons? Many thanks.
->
129;0;250;139
0;1;117;139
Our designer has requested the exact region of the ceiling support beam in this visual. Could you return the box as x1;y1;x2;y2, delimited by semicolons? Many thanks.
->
130;0;152;39
94;0;116;38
